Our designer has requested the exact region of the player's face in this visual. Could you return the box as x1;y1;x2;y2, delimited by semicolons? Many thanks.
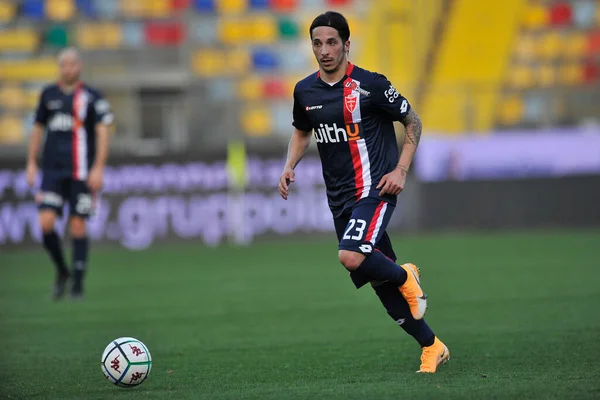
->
311;26;349;74
59;55;81;85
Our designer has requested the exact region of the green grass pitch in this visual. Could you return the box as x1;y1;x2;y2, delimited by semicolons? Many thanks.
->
1;230;599;399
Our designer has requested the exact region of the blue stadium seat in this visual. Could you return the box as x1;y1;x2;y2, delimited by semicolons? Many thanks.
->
573;1;596;29
249;0;268;10
93;0;118;18
75;0;97;17
22;0;45;19
122;22;144;48
194;0;215;12
251;48;279;71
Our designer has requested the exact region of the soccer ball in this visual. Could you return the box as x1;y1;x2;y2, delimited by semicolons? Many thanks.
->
101;337;152;387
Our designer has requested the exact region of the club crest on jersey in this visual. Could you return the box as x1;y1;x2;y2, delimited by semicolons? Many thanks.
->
345;94;358;113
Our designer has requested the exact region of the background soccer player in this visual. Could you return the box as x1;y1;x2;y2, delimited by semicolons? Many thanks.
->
26;47;114;300
278;11;449;373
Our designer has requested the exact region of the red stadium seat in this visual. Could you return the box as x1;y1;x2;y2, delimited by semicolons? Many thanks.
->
549;2;572;26
145;22;185;46
269;0;296;12
263;78;286;98
588;30;600;55
171;0;191;11
583;60;600;82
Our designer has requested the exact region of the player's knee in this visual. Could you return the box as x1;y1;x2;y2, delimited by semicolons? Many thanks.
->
38;210;56;233
338;250;365;271
70;217;87;238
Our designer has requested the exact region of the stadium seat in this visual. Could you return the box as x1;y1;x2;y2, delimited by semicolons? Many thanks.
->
278;16;299;39
0;0;16;22
93;0;118;18
227;48;251;75
537;64;556;87
559;63;583;85
263;78;286;98
238;76;264;100
497;96;524;126
217;17;246;44
171;0;191;12
0;85;27;110
573;0;596;28
515;34;536;61
269;0;297;13
539;31;562;60
523;93;545;123
45;24;69;48
46;0;75;21
217;0;246;14
249;0;268;10
75;0;96;17
77;23;122;49
251;48;279;71
509;65;535;89
241;106;272;137
588;31;600;55
122;22;144;48
121;0;145;18
249;15;277;43
565;31;587;59
0;29;39;53
192;49;249;76
549;2;572;26
145;22;184;46
148;0;172;18
326;0;351;6
0;116;25;144
583;61;600;82
194;0;215;12
191;17;217;44
21;0;45;19
208;79;235;100
522;4;548;30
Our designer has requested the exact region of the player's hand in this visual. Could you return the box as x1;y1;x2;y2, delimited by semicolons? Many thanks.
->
87;166;104;192
26;161;38;188
377;167;407;196
278;167;295;200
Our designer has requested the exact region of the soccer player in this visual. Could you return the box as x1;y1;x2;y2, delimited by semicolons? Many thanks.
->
25;47;113;300
278;12;449;373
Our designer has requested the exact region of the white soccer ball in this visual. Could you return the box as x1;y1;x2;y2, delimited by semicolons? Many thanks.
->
101;337;152;387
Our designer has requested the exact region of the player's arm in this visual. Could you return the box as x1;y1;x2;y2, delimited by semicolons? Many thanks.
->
279;128;312;200
88;95;114;192
396;109;422;176
26;89;49;187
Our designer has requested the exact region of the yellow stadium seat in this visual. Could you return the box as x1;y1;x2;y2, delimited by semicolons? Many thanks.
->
0;1;16;22
515;34;536;61
241;106;272;137
192;49;225;77
148;0;171;18
565;32;587;59
46;0;75;21
238;76;263;100
537;64;556;87
539;32;562;61
217;0;246;14
227;49;250;75
76;23;121;49
559;63;583;85
0;59;58;81
121;0;145;18
0;116;25;144
0;29;39;52
249;15;277;44
498;96;524;126
0;85;27;110
509;65;535;89
25;88;42;109
218;18;246;44
522;4;548;30
101;23;123;49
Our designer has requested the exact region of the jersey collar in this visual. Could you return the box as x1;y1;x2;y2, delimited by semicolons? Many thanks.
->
316;62;354;86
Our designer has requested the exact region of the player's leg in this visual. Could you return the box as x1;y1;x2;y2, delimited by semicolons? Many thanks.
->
68;180;93;298
333;210;370;289
337;198;427;320
37;172;69;300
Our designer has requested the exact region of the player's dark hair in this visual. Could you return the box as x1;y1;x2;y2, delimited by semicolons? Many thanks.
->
309;11;350;43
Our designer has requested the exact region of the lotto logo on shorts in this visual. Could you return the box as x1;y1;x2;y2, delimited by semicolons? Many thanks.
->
36;192;63;207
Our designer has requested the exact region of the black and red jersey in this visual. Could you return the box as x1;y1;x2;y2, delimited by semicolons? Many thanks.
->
34;82;113;180
292;62;411;215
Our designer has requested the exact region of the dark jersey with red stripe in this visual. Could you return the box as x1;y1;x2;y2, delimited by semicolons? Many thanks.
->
34;83;113;180
292;63;411;216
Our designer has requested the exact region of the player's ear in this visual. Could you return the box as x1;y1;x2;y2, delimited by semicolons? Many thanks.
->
344;40;350;52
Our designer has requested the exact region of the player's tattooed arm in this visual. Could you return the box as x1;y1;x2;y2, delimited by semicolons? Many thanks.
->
396;109;423;174
401;109;422;147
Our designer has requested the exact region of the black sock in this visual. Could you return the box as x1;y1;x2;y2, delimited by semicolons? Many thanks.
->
373;281;435;347
72;237;89;288
42;231;69;276
357;250;408;286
